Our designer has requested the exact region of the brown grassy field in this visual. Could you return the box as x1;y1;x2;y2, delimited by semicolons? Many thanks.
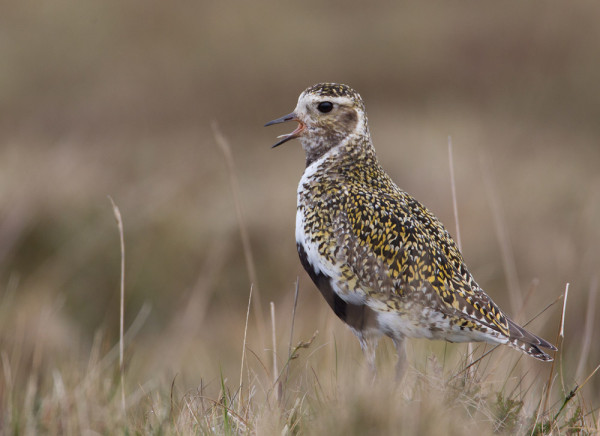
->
1;1;599;434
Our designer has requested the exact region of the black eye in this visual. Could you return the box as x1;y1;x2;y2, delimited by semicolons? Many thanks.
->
317;101;333;113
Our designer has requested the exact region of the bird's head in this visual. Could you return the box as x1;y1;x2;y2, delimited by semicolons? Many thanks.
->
265;83;370;164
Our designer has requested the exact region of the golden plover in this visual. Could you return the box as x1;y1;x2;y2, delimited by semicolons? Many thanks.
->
265;83;556;374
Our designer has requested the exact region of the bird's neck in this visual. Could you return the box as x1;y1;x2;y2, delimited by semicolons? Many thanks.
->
301;134;380;186
301;130;375;168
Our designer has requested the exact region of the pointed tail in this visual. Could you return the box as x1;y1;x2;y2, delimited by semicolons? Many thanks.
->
507;318;557;362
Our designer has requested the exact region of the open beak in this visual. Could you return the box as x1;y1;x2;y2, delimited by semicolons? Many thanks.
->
264;112;305;148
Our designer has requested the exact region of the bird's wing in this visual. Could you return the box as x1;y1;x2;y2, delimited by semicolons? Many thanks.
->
333;184;511;338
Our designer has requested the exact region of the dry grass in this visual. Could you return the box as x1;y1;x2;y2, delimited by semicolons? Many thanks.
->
1;1;600;434
1;284;597;435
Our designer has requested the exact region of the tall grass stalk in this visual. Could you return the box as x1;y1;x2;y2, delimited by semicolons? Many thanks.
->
270;301;280;403
238;284;252;415
108;196;126;414
543;283;568;416
285;278;300;388
213;121;266;348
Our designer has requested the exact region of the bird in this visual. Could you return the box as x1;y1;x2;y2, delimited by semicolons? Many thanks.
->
265;82;556;376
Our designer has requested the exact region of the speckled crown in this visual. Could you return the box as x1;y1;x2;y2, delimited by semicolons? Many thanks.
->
304;83;361;100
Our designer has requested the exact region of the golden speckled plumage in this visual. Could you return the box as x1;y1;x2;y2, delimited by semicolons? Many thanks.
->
266;83;556;373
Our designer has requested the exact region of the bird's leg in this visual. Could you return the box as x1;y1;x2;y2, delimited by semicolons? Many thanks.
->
392;336;407;381
358;334;379;377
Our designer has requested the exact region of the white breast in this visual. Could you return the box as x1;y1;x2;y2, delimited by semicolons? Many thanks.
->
295;192;328;278
295;148;370;306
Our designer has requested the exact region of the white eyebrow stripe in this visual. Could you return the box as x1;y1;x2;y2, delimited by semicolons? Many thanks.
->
300;94;355;106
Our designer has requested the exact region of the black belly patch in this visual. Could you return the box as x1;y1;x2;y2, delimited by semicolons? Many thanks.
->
297;243;377;332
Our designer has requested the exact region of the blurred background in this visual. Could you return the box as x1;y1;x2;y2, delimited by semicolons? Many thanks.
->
1;0;599;429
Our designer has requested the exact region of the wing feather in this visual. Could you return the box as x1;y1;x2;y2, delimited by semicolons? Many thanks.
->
336;177;512;338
